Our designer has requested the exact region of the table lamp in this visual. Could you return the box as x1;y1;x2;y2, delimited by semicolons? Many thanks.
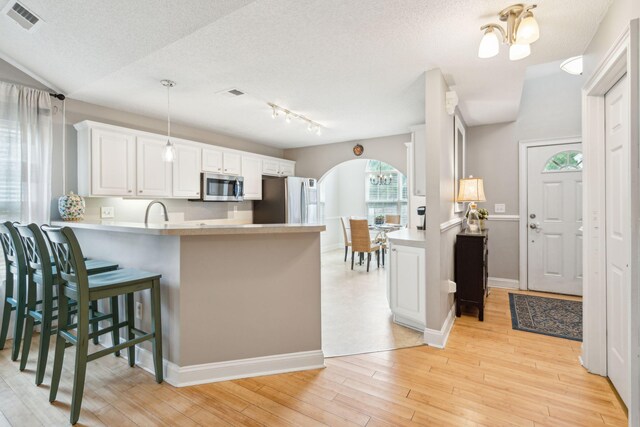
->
456;176;486;234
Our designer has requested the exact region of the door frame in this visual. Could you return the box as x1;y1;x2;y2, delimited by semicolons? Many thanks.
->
582;20;639;426
518;136;582;292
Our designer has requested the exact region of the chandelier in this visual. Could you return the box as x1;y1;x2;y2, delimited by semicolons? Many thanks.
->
478;3;540;61
370;164;392;186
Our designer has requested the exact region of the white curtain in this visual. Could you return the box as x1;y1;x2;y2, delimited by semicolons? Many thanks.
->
0;81;53;224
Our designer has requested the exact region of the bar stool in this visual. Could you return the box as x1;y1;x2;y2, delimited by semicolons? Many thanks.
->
43;226;163;425
15;224;120;385
0;222;27;361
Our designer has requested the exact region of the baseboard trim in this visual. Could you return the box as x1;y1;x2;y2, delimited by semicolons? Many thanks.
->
488;277;520;289
423;305;455;349
99;335;324;387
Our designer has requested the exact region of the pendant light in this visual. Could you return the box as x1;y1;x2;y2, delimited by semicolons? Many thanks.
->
161;79;176;162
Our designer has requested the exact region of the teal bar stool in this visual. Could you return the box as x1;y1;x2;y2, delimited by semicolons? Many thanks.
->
15;224;120;385
43;226;163;425
0;222;27;361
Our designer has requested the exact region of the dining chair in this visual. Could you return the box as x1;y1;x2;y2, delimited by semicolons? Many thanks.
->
349;219;381;272
0;222;27;361
15;223;120;385
339;217;351;262
385;214;400;224
43;226;163;425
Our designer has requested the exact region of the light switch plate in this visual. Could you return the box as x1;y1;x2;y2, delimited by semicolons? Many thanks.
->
494;204;506;213
101;206;114;219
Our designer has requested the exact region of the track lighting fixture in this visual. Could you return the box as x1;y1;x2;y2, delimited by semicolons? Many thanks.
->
478;4;539;61
267;102;323;136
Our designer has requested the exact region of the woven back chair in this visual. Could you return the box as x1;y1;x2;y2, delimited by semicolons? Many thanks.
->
349;219;380;272
385;214;400;224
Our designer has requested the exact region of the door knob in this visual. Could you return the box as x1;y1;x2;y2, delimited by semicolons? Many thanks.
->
529;223;537;229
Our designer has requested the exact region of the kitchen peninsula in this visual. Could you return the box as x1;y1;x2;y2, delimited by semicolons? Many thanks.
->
52;220;325;386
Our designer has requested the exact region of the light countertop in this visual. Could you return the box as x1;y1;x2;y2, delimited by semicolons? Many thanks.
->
386;228;427;248
51;219;325;236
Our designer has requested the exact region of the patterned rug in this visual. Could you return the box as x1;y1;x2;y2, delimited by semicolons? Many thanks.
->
508;293;582;341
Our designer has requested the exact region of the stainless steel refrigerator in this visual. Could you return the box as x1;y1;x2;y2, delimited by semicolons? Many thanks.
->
253;177;318;224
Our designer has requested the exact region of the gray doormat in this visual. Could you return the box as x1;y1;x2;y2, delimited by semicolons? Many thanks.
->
509;293;582;341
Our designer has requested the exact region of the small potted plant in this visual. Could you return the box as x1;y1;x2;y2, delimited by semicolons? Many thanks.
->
375;214;385;225
466;208;489;230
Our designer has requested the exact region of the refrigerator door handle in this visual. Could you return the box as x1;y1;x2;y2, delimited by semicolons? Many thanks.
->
301;180;307;224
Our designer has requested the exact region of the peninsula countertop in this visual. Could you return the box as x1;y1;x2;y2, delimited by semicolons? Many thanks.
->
51;219;326;236
386;228;427;248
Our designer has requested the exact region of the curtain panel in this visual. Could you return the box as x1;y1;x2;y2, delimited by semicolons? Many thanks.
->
0;81;53;224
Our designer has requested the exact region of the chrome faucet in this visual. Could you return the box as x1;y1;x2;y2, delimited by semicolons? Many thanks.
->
144;200;169;224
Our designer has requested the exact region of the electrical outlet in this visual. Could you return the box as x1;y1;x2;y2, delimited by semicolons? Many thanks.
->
135;302;142;319
494;204;506;213
101;206;115;218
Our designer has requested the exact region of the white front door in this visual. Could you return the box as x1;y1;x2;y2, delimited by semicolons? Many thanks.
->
527;143;583;295
605;74;630;407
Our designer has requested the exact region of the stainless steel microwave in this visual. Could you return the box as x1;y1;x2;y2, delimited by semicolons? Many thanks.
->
201;173;244;201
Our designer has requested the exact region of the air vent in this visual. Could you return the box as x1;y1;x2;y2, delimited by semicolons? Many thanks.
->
216;88;246;98
4;1;43;32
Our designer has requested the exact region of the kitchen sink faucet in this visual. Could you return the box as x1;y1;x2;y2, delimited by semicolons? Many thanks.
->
144;200;169;224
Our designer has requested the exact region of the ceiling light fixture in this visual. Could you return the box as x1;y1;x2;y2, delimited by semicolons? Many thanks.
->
161;79;176;162
560;56;583;75
268;102;323;136
478;4;539;61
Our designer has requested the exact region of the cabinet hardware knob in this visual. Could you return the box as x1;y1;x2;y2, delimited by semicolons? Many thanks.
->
128;190;132;193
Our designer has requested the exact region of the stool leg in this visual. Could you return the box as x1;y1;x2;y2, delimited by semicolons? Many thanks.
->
110;296;120;357
150;280;163;383
12;273;25;361
90;301;99;345
35;279;54;385
0;275;14;350
70;299;89;425
49;294;69;403
19;275;36;371
125;293;135;367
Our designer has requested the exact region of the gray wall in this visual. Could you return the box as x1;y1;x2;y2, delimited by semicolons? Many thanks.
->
0;58;284;223
465;71;584;281
283;133;410;180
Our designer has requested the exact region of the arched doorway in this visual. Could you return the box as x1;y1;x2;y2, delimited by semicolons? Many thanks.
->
318;158;423;357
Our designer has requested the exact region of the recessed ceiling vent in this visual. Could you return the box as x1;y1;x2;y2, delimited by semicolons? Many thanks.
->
4;1;43;32
217;88;246;98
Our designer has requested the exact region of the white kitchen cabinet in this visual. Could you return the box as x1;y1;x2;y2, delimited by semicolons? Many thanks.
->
222;152;242;175
202;148;223;173
262;160;296;177
136;136;172;197
241;156;262;200
388;242;425;331
410;124;426;197
173;142;202;198
85;127;136;196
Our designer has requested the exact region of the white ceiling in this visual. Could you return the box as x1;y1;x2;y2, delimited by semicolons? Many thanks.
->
0;0;610;148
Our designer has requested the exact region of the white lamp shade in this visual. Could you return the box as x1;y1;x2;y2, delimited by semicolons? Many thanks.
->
516;13;539;44
509;43;531;61
456;177;486;202
478;29;500;59
163;141;176;162
560;56;583;75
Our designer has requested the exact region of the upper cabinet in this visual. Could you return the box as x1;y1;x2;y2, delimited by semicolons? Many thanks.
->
74;121;294;200
137;136;172;197
172;142;201;199
262;159;295;177
77;126;136;197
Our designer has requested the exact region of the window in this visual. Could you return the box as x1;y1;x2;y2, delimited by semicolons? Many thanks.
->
543;150;583;173
0;118;21;222
365;160;408;224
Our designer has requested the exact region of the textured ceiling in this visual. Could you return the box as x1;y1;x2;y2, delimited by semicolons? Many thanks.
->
0;0;610;148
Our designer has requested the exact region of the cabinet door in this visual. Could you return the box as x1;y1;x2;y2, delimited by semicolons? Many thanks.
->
262;159;280;176
136;136;172;197
279;162;295;177
91;128;135;196
241;156;262;200
173;143;202;198
202;148;223;173
223;152;242;175
389;244;425;329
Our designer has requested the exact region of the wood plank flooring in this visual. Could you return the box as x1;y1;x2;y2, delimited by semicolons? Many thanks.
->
0;289;628;426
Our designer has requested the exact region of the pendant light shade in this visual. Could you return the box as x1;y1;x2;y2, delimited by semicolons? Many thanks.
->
478;28;500;58
516;12;539;44
509;43;531;61
161;79;176;163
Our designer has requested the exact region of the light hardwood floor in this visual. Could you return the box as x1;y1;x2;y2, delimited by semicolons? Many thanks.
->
0;288;628;426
